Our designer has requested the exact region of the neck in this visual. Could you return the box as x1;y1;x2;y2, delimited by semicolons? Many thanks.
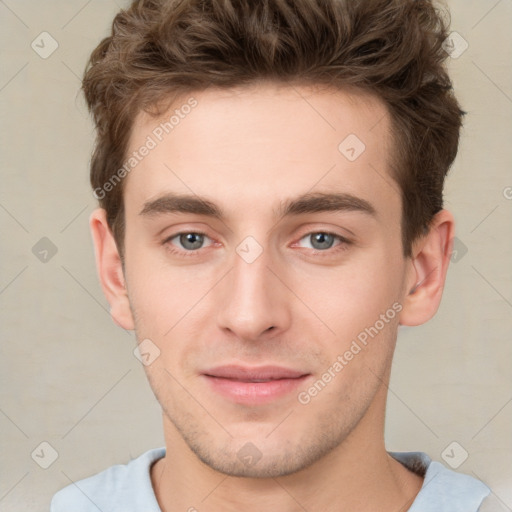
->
151;383;423;512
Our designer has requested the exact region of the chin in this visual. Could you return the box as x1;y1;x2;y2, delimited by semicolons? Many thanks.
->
183;425;346;479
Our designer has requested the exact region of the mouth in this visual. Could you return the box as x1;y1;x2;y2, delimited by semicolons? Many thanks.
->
201;365;311;405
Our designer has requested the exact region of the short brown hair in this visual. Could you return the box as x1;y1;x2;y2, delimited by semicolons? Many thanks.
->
83;0;464;258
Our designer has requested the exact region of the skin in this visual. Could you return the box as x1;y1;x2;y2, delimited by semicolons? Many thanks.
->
90;83;454;511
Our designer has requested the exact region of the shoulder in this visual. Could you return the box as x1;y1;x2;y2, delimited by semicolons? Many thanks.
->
389;451;491;511
50;447;165;512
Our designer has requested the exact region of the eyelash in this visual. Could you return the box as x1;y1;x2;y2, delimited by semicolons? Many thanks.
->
162;231;352;258
293;231;352;255
162;231;213;258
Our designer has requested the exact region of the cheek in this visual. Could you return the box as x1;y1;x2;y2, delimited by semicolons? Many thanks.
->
126;243;212;317
125;255;220;374
291;253;404;338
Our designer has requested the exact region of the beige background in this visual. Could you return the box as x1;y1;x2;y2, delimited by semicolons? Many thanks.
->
0;1;511;510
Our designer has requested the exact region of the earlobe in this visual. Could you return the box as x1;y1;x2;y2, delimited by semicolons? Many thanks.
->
399;209;455;327
89;208;135;330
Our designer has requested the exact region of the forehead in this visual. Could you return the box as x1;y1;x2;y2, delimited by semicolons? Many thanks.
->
124;84;399;222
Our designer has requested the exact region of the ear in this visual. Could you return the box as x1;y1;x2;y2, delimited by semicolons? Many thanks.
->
399;209;455;326
89;208;135;330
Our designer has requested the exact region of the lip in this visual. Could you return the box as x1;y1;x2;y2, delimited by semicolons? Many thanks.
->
202;365;311;405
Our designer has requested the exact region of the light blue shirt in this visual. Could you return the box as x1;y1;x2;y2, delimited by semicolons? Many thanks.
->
51;447;493;511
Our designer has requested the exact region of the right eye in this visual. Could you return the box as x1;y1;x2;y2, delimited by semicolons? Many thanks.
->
164;232;214;254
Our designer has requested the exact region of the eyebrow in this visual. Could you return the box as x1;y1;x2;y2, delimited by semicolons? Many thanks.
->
140;194;222;218
139;191;376;220
279;192;376;218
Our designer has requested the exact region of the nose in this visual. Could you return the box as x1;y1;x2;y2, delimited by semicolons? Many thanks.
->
216;243;291;342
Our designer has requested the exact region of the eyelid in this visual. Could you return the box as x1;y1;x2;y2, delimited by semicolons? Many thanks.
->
160;221;216;243
162;228;353;257
292;230;352;250
162;230;216;254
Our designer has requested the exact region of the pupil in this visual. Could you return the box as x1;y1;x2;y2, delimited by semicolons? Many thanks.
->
181;233;203;250
312;233;333;250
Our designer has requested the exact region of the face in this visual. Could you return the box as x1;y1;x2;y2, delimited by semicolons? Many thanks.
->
120;84;411;477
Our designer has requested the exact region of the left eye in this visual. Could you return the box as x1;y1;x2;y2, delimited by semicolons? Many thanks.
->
168;232;213;251
297;232;343;251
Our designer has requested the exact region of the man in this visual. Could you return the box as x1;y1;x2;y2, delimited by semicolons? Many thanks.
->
51;0;495;510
